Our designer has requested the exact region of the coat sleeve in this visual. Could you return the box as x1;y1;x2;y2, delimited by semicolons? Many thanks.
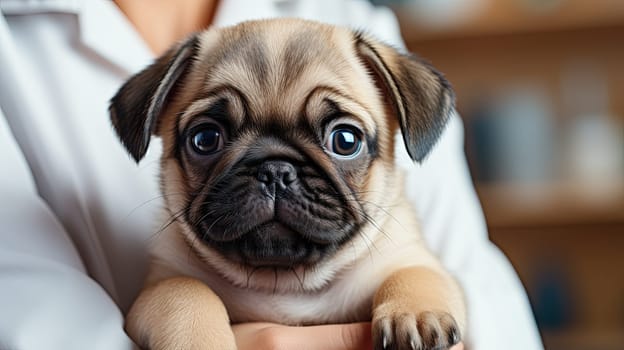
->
340;1;544;348
0;16;136;350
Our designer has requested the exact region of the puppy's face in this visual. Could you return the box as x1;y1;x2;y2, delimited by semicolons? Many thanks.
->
110;19;453;291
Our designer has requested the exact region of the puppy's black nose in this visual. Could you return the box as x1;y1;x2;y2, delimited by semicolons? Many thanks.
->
256;160;297;190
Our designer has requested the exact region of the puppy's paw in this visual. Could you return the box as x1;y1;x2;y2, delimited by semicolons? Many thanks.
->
372;311;460;350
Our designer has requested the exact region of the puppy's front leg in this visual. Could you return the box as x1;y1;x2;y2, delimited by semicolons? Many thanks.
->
372;267;466;350
126;276;236;350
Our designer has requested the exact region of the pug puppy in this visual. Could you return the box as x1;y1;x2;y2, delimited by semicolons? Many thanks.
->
110;18;466;350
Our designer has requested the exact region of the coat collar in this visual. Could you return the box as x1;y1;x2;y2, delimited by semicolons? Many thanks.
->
2;0;300;75
78;0;153;75
80;0;301;75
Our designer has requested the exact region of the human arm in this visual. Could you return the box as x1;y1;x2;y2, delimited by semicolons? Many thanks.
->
0;14;137;349
0;108;137;350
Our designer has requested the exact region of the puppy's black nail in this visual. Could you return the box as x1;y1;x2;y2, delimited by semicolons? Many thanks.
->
449;326;461;345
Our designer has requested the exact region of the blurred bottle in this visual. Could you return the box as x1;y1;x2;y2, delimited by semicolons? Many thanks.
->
468;83;557;186
532;260;575;330
560;61;624;199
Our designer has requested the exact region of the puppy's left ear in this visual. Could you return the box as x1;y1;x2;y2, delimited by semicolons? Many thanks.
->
109;35;199;162
354;33;455;162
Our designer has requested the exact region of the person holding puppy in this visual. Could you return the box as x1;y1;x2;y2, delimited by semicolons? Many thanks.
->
0;0;542;349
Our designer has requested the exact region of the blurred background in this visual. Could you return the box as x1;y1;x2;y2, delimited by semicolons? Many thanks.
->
369;0;624;349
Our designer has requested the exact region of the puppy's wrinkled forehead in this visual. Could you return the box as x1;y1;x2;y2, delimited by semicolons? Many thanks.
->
110;18;454;164
185;20;378;129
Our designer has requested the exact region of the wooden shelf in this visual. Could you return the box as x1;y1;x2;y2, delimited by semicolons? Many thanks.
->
393;0;624;42
476;181;624;229
542;328;624;350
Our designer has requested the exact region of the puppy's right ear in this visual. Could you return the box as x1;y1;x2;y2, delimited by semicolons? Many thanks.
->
109;36;199;162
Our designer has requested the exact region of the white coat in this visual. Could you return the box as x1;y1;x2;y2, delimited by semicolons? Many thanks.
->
0;0;543;349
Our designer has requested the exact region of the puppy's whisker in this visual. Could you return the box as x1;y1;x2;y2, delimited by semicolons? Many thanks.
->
342;189;385;197
187;226;201;263
302;267;307;286
121;192;191;222
246;266;261;288
192;208;218;227
358;208;395;246
188;200;219;225
290;267;305;291
167;178;213;188
273;268;279;295
357;199;405;231
356;223;379;262
201;215;225;240
245;266;250;288
348;239;360;267
341;195;406;235
152;205;190;238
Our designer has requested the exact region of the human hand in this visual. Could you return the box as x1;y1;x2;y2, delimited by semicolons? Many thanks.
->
233;322;464;350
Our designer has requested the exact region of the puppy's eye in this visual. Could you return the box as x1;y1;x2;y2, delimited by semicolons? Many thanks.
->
190;125;224;155
327;126;362;157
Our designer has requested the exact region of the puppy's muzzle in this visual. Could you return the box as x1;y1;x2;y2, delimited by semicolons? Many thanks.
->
196;156;356;269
